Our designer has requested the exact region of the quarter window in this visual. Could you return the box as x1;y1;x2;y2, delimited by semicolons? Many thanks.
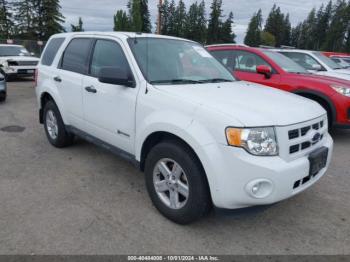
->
90;40;131;78
61;38;93;74
41;38;65;66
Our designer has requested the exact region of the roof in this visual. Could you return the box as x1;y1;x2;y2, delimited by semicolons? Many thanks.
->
50;31;196;43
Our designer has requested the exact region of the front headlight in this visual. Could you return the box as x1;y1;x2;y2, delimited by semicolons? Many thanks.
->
331;84;350;97
226;127;278;156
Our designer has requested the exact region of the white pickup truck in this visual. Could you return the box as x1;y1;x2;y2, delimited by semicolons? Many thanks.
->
35;32;333;224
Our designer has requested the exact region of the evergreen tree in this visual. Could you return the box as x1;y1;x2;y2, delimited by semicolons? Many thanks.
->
174;0;186;37
127;0;152;33
264;4;289;46
159;0;170;34
290;22;303;48
221;11;235;43
304;8;318;49
184;1;207;43
315;1;332;50
323;0;348;51
282;14;291;46
34;0;65;40
0;0;14;39
244;9;263;47
207;0;223;44
13;0;36;39
114;10;130;31
71;17;84;32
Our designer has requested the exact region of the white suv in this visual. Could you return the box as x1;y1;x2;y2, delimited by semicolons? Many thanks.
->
277;49;350;81
0;44;39;79
35;32;333;224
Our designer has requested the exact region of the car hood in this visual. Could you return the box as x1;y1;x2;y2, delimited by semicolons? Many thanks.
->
0;56;39;61
315;70;350;81
288;72;350;86
154;81;325;127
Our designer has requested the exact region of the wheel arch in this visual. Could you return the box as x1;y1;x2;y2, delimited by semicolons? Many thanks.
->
293;88;337;125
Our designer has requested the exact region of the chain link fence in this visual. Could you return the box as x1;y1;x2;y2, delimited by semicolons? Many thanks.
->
0;39;47;57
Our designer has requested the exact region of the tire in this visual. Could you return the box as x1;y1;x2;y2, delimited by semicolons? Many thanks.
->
144;140;212;224
43;100;74;148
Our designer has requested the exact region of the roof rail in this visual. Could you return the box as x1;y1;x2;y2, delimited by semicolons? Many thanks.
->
280;45;296;49
205;43;249;48
258;45;276;49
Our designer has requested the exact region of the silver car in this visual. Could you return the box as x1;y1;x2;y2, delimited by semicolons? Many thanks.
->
0;73;6;102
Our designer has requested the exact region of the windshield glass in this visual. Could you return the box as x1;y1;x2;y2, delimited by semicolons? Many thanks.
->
262;50;309;73
313;52;342;70
128;38;235;85
0;46;31;57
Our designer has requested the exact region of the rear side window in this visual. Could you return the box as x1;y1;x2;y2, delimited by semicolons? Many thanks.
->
41;38;65;66
61;38;93;74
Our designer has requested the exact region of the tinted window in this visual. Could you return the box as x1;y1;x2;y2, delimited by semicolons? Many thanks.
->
41;38;65;66
90;40;131;77
61;38;93;74
210;50;235;71
233;50;271;72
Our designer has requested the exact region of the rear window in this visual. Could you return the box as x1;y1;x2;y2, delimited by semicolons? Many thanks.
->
61;38;93;74
41;38;65;66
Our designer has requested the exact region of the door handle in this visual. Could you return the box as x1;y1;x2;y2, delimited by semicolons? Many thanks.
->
53;76;62;82
85;85;97;93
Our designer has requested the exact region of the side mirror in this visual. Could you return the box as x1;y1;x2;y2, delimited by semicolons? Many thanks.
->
256;65;272;79
98;67;135;87
312;64;323;71
30;52;35;56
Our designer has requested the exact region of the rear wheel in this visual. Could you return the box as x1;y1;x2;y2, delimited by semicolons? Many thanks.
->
144;141;211;224
43;100;74;148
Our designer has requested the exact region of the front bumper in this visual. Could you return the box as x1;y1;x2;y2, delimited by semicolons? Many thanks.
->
200;133;333;209
3;66;36;77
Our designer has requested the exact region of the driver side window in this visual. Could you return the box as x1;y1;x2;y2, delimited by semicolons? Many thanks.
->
233;51;271;73
282;52;323;71
90;39;131;78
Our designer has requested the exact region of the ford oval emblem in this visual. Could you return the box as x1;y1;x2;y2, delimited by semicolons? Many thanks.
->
312;133;321;143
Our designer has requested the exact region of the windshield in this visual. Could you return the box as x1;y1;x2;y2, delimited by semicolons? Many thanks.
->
313;52;342;70
262;50;309;74
0;46;31;57
128;38;235;85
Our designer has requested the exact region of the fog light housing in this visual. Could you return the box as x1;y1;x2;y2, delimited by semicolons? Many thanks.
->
246;179;274;199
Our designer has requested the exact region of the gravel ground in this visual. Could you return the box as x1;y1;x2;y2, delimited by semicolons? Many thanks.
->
0;80;349;255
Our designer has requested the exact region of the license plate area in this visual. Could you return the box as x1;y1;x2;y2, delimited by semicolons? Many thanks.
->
309;147;328;177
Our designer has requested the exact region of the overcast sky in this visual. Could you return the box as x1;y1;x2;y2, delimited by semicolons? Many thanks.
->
61;0;328;43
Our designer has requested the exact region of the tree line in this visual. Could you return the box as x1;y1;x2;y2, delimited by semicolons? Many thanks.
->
245;0;350;52
114;0;236;44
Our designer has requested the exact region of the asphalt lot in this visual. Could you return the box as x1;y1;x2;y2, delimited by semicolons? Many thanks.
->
0;80;349;255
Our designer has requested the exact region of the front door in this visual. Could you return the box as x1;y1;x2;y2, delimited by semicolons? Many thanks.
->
82;38;138;154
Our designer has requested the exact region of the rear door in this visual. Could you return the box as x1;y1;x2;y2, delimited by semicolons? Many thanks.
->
82;37;138;154
54;38;94;129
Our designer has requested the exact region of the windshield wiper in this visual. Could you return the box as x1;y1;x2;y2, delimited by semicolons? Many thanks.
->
150;79;202;85
198;78;234;83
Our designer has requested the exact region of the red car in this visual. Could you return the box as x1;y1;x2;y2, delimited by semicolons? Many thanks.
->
206;44;350;129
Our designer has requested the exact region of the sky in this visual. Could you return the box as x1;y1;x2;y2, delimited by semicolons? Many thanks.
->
61;0;328;43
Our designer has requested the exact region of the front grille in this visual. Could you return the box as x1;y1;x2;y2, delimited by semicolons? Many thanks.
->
16;61;38;66
288;120;325;154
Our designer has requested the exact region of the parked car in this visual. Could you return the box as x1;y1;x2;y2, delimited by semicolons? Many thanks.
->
35;33;333;224
0;73;6;102
329;57;350;69
0;44;40;80
274;49;350;81
206;44;350;129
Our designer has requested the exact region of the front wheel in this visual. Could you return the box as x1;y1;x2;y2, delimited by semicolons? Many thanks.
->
145;141;212;224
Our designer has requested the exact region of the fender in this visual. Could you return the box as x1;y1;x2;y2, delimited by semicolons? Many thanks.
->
293;88;337;123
